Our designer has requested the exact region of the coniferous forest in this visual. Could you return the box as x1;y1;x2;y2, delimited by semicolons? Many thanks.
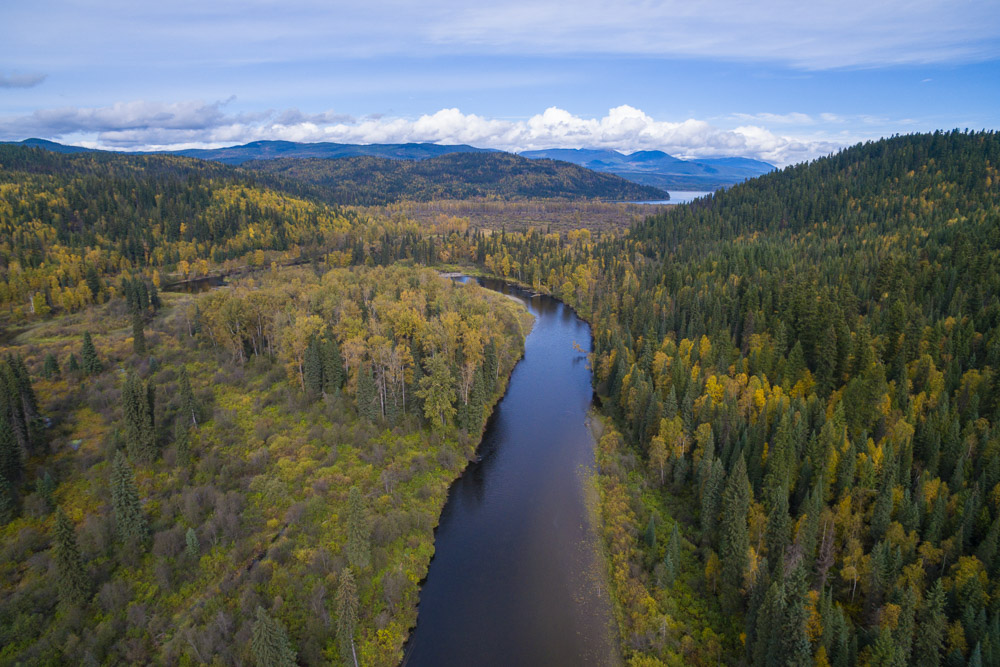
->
2;130;999;665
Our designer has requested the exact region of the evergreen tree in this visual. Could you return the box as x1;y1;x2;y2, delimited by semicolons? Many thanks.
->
915;579;947;667
110;451;148;545
132;312;146;355
81;332;102;374
0;414;21;486
322;336;345;394
37;471;56;514
701;458;725;543
42;353;60;379
178;367;198;428
336;567;359;667
720;455;751;608
355;363;378;422
122;372;156;462
345;486;370;570
303;335;323;397
67;353;80;374
250;606;297;667
52;508;89;604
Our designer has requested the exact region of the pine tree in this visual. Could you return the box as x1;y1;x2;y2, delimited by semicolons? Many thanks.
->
303;335;323;397
700;458;725;544
322;336;345;394
132;312;146;355
345;486;370;570
81;332;102;374
52;508;90;604
250;606;297;667
111;451;148;545
720;455;751;609
42;353;60;379
355;363;378;422
914;579;947;667
336;568;359;667
122;372;156;462
0;413;21;486
178;367;198;427
37;471;56;513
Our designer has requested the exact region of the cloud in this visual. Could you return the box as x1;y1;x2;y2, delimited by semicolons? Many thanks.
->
0;100;850;165
0;72;46;89
4;1;999;71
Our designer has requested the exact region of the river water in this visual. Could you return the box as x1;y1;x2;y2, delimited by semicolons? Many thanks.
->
402;278;618;666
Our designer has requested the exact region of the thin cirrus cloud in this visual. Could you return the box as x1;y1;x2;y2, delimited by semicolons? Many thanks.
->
0;100;844;165
3;1;999;70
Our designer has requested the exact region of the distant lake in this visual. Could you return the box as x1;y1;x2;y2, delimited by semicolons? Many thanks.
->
630;190;714;205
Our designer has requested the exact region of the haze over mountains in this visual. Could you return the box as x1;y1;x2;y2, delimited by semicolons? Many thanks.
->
6;138;774;192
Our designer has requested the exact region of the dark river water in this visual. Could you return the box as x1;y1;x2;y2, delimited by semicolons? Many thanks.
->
402;278;618;666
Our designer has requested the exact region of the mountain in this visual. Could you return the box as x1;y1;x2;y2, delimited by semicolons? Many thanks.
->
242;151;667;205
5;138;99;154
519;147;774;190
168;140;495;165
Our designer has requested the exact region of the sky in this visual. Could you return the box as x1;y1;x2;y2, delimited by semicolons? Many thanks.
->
1;0;999;166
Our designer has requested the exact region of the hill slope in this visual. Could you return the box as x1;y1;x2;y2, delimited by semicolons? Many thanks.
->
472;130;1000;665
243;151;668;204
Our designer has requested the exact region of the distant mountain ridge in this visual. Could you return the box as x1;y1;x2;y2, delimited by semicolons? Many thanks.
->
519;148;775;190
4;138;773;190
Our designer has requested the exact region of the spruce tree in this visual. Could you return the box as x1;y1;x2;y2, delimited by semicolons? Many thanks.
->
336;568;359;667
37;471;56;513
122;372;156;462
720;455;751;609
700;458;725;544
111;451;148;545
0;413;21;486
52;508;90;604
81;332;102;374
67;353;80;374
345;486;370;570
914;579;947;667
178;367;198;427
132;312;146;355
322;337;345;394
355;363;378;422
303;336;323;397
250;606;297;667
42;353;60;379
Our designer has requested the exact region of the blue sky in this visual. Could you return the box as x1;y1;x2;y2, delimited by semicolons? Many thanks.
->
2;0;999;165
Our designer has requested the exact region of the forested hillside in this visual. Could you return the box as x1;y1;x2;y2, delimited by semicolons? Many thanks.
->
242;152;667;205
426;130;1000;665
0;264;531;665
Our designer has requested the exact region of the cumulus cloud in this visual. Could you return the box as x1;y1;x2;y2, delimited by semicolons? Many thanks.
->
0;72;46;89
0;100;850;165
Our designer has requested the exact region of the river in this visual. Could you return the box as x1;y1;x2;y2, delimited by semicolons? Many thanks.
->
402;277;618;666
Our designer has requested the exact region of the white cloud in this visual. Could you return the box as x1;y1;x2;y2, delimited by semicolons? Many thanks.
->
0;100;851;165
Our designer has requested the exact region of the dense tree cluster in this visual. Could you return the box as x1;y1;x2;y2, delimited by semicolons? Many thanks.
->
0;263;527;665
453;130;1000;665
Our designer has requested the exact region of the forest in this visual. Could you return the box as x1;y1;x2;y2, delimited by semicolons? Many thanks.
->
240;152;667;205
0;263;531;664
2;129;998;666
